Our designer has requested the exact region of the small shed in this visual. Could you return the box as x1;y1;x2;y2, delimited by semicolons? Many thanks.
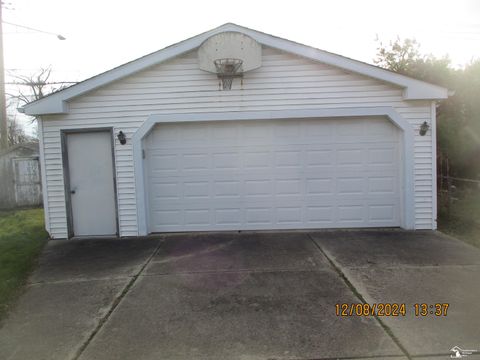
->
0;142;42;209
20;23;448;239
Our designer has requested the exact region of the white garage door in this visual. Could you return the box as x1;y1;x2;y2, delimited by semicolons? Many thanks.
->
144;118;401;232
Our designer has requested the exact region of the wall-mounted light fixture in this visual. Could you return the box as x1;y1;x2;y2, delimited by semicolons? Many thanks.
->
419;121;429;136
117;131;127;145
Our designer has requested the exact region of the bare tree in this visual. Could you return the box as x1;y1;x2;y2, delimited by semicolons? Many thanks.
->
2;96;34;146
7;117;29;146
8;66;62;106
3;66;75;146
7;66;75;111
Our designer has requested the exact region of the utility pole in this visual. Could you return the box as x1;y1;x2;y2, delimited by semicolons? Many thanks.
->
0;2;8;150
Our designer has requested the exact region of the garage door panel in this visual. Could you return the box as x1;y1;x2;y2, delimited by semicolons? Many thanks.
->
149;209;400;232
368;176;397;194
145;118;401;232
337;177;366;194
150;182;181;200
275;178;303;196
305;150;334;166
306;178;334;195
149;188;400;208
183;181;210;199
303;122;334;139
213;152;240;169
368;204;397;222
181;153;210;170
148;154;179;173
244;151;273;169
274;150;303;168
245;207;273;225
215;208;243;225
244;179;273;197
368;147;398;165
151;209;182;227
306;206;334;224
365;117;398;133
336;148;365;166
275;206;302;224
242;122;273;139
337;205;365;222
214;180;242;197
184;209;211;226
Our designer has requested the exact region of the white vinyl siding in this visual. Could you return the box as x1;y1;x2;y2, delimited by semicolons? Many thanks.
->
40;47;435;238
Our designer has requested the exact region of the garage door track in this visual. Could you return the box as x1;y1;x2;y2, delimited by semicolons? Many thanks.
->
1;230;480;360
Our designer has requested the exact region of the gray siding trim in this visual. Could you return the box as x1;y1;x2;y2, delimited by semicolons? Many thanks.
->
431;101;438;229
37;117;50;235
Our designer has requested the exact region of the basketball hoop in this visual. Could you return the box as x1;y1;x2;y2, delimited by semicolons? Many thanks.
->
214;58;243;90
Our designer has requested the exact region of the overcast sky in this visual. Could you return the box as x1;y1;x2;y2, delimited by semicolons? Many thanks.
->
3;0;480;134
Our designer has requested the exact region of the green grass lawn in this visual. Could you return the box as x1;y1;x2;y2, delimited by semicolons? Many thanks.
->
438;189;480;249
0;208;48;321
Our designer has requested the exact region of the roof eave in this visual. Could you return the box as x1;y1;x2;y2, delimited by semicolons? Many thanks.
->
23;100;69;116
403;85;448;100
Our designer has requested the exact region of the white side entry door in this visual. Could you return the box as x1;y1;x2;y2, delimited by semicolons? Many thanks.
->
66;131;117;237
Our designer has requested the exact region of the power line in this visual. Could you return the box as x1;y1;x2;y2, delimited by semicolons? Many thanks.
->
2;21;66;40
5;81;77;85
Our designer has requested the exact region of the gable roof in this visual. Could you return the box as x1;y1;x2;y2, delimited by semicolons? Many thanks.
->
20;23;448;116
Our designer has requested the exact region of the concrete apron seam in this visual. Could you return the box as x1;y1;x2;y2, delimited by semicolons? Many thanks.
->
140;267;331;276
306;234;412;360
27;276;134;286
71;237;165;360
410;353;472;358
270;354;407;360
346;264;480;271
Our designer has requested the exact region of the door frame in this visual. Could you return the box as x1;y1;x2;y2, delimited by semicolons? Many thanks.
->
61;127;119;238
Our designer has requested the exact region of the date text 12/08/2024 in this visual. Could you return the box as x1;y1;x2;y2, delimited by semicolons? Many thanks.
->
335;303;450;317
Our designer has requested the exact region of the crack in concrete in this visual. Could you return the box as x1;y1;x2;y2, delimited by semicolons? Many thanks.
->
307;233;413;360
268;355;407;360
410;353;462;358
347;263;480;270
27;276;134;286
71;237;164;360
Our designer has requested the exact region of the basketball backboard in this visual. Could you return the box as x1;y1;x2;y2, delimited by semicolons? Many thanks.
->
198;32;262;73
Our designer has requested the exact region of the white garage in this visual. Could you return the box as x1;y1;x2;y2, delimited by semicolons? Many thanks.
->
144;117;401;232
21;23;448;239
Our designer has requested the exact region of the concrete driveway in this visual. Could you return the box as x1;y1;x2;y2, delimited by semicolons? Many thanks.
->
1;230;480;360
